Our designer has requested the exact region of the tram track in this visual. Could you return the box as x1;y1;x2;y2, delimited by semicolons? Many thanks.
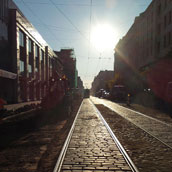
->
91;98;172;172
53;101;84;172
53;99;139;172
91;97;172;150
90;99;139;172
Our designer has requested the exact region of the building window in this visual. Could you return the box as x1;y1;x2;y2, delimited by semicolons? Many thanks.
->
49;58;53;77
35;45;38;57
168;32;171;45
36;57;39;68
169;11;172;24
41;50;44;61
164;35;167;48
157;4;161;16
28;64;32;75
19;30;24;47
50;58;53;69
0;0;4;20
151;12;153;23
35;67;38;72
19;60;24;74
157;42;160;53
41;51;44;81
150;46;153;55
35;67;38;79
0;0;8;22
164;15;167;28
28;39;32;53
164;0;167;9
157;23;161;34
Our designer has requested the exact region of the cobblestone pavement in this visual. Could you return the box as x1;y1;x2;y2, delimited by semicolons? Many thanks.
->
91;97;172;149
95;104;172;172
119;103;172;125
0;99;82;172
0;119;67;172
61;99;132;172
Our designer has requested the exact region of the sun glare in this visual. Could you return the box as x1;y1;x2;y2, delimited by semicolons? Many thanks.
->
91;23;118;51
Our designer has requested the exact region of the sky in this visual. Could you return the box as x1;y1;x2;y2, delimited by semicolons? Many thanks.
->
13;0;152;88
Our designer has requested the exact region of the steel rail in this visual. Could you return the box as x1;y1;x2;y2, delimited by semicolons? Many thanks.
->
99;98;171;127
98;101;172;150
122;106;171;127
53;100;83;172
90;99;139;172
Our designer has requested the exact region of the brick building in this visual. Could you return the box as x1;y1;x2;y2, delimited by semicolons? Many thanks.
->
77;76;84;97
91;70;114;95
114;0;172;96
0;1;61;103
55;49;78;89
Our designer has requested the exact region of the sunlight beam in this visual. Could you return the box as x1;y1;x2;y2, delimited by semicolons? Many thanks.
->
91;23;119;51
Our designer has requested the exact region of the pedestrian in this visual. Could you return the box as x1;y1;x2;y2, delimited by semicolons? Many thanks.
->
0;98;7;110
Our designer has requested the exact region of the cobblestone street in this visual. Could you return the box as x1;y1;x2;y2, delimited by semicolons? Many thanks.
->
90;97;172;172
91;97;172;148
61;99;132;172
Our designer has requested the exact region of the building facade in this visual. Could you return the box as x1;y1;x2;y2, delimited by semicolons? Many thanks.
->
114;0;172;98
55;49;78;89
115;0;172;71
0;1;60;103
0;0;17;103
91;70;114;95
0;0;9;41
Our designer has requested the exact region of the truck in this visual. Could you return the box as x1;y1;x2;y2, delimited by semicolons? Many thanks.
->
110;85;127;102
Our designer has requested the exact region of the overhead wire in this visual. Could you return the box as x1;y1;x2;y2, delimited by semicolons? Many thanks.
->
14;0;103;7
34;22;79;32
84;0;93;86
19;0;105;59
48;0;96;88
105;57;113;70
49;0;88;41
48;0;102;59
20;0;64;47
21;0;94;49
94;54;102;77
18;0;147;88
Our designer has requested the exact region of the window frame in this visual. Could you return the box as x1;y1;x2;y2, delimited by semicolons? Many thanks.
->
19;30;24;47
19;60;24;74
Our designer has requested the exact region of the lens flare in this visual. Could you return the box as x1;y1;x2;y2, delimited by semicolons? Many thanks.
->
91;23;118;51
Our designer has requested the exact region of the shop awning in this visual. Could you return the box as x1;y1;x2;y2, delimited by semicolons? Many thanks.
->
0;69;17;79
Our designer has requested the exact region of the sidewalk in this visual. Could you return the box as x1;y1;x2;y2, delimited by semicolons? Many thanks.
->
4;100;41;111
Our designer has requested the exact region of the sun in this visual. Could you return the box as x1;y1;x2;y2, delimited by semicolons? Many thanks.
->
90;23;118;51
